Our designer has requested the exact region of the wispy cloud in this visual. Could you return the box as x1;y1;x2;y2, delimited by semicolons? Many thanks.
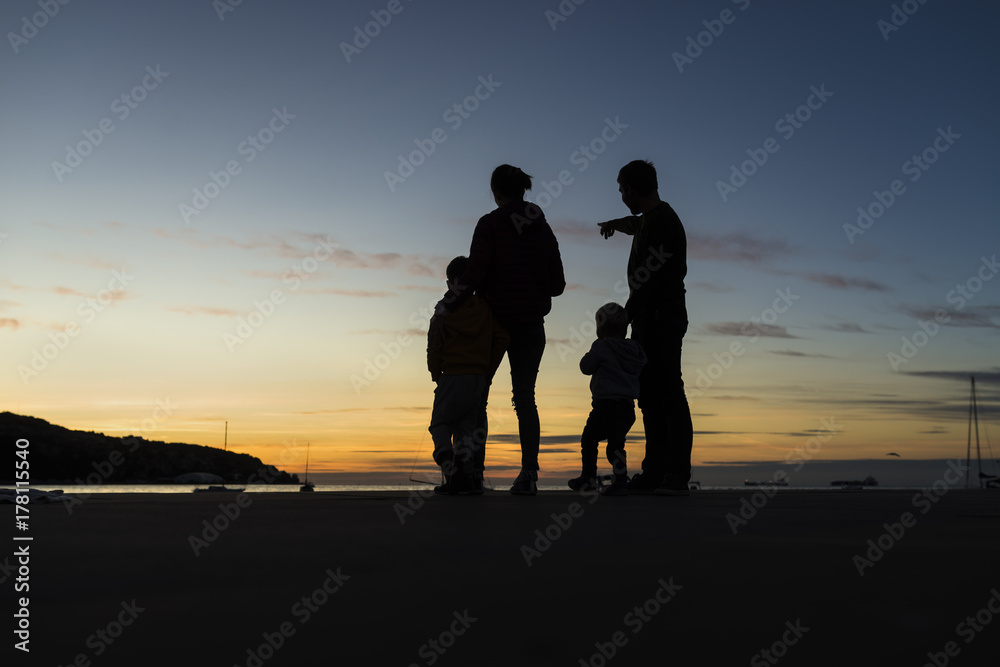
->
0;318;20;330
689;281;735;294
167;305;243;317
900;368;1000;385
350;328;424;337
300;287;395;298
688;231;796;264
153;227;440;277
45;252;120;271
53;286;88;297
903;306;1000;329
769;350;835;358
821;322;871;334
703;322;800;338
797;272;889;291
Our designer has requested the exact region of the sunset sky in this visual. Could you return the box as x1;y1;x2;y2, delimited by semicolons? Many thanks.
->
3;0;999;482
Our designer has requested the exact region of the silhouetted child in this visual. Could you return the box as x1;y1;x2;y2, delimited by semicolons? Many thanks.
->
569;303;646;496
427;256;509;495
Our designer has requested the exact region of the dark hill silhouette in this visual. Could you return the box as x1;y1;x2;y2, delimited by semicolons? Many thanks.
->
1;412;297;484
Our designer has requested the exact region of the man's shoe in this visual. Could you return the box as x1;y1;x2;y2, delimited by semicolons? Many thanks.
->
626;471;663;495
655;473;691;496
470;473;484;495
449;474;476;496
510;468;538;496
567;474;599;492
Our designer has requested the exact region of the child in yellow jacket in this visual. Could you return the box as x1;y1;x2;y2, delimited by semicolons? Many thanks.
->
427;256;508;494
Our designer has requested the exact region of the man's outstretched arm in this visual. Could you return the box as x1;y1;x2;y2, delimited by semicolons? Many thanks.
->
597;215;641;239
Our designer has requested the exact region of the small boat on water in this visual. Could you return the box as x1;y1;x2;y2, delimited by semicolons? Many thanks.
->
300;442;315;492
831;475;878;488
965;376;1000;489
192;421;244;493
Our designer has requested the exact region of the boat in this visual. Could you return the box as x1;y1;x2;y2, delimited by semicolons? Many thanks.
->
965;376;1000;489
300;442;315;492
193;421;245;492
831;476;878;487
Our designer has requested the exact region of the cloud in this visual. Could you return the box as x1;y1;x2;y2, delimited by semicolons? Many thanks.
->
350;328;424;337
689;281;735;294
798;272;889;291
821;322;870;333
45;252;120;271
489;434;582;445
688;231;797;264
168;305;243;317
53;286;88;297
153;227;441;278
900;368;1000;385
300;287;395;297
769;350;835;358
0;318;20;330
703;322;800;338
903;306;1000;329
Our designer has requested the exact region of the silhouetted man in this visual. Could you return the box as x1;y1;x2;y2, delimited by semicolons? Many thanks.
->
597;160;693;495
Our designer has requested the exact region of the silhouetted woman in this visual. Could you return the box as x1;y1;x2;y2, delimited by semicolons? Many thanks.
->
435;164;565;495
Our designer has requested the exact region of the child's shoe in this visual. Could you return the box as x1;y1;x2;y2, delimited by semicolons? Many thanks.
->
567;474;599;492
600;474;629;496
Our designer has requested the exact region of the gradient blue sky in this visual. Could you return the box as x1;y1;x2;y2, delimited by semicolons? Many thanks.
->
3;0;999;481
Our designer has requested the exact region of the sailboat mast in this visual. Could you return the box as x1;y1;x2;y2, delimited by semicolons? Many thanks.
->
967;377;974;489
973;377;983;489
305;442;310;482
224;421;228;453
